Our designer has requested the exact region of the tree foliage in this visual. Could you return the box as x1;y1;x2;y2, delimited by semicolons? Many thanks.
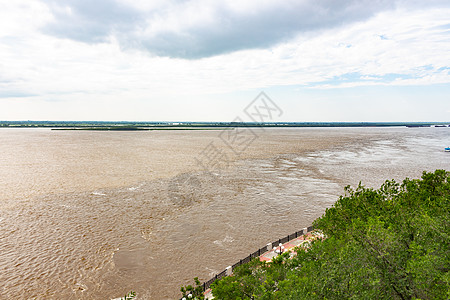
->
180;277;205;299
210;170;450;299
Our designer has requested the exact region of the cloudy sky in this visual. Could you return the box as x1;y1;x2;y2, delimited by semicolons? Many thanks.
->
1;0;449;121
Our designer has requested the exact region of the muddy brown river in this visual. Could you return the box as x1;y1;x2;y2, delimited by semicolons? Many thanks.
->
0;127;448;299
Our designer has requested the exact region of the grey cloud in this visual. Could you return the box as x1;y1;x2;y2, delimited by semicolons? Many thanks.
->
41;0;448;59
0;90;37;98
136;0;394;59
43;0;141;42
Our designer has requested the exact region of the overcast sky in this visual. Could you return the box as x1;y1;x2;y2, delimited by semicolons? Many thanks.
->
1;0;449;121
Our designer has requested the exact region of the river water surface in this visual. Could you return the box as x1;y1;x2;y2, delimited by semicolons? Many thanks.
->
0;127;448;299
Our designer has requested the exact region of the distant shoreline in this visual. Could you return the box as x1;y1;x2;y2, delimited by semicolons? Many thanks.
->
51;127;234;131
0;121;449;129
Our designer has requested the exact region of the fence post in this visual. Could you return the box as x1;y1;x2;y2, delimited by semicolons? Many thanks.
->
303;227;308;234
267;243;271;251
226;266;232;276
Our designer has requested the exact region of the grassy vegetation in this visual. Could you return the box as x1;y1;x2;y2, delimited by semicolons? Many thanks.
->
52;126;148;131
201;170;449;299
51;126;234;131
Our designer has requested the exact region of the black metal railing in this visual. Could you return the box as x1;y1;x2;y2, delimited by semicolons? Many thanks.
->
180;225;315;298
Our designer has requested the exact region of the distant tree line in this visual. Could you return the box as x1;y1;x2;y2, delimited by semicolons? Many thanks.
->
1;121;449;128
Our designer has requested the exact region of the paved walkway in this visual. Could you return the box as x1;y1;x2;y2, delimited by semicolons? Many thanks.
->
259;232;317;262
203;230;323;299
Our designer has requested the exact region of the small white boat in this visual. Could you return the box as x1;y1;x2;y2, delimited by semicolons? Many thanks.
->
446;147;450;152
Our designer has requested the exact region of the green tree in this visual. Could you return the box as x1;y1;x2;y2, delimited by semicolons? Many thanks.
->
180;277;205;300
